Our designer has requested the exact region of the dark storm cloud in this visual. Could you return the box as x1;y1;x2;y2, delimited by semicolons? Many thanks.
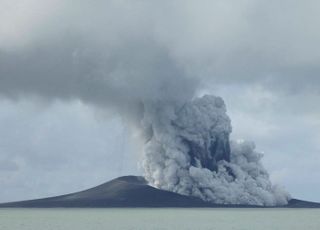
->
3;0;319;111
1;0;320;103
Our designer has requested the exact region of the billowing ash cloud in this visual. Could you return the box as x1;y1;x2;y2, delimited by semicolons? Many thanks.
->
0;0;301;205
142;95;289;205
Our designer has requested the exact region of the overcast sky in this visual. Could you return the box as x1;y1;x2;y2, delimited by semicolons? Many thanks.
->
0;0;319;202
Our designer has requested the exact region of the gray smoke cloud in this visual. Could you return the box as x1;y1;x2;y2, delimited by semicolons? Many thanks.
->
2;0;319;204
142;95;289;205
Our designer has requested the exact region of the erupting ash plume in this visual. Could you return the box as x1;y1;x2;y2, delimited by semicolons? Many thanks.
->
141;95;289;206
0;0;297;206
0;44;290;205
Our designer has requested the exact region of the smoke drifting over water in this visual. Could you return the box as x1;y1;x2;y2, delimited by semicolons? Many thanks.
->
142;95;289;206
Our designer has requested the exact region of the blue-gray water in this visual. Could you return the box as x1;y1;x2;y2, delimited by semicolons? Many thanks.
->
0;208;319;230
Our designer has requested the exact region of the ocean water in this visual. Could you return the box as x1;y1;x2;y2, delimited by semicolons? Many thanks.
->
0;208;319;230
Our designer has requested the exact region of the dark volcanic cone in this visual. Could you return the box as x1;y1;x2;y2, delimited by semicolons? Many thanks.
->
0;176;213;208
0;176;319;208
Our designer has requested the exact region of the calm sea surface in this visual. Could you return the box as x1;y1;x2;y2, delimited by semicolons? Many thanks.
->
0;208;319;230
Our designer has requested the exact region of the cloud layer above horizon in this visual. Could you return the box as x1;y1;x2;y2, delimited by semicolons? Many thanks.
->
0;0;319;202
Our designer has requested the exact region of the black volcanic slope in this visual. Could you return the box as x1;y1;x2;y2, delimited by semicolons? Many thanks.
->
0;176;212;208
0;176;319;208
